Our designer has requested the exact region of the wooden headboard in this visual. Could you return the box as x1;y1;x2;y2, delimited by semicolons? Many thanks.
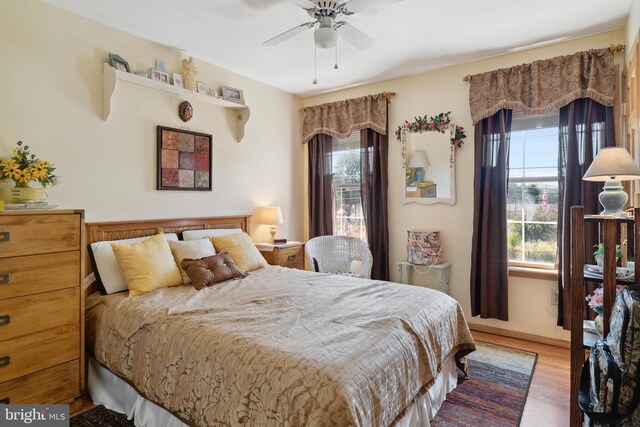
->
85;214;251;276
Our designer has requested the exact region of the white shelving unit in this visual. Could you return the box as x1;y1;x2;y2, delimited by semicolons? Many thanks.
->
102;63;250;142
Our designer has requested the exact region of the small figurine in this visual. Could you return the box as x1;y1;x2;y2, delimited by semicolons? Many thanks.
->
182;57;198;91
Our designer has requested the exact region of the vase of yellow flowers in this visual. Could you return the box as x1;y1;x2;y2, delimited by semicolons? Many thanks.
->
0;141;59;204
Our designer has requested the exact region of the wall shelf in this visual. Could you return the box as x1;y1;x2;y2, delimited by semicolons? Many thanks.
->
102;63;250;142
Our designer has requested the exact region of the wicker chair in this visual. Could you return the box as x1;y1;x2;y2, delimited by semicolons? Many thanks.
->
305;236;373;279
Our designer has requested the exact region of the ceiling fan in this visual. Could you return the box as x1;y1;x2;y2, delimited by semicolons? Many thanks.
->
262;0;402;84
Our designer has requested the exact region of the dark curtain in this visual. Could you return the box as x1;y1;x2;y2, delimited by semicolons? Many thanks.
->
557;98;615;329
360;128;389;281
470;109;513;321
308;134;334;238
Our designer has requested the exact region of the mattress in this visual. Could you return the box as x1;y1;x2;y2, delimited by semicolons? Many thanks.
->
86;266;475;426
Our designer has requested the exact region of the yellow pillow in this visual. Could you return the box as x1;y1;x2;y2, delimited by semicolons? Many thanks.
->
111;233;183;297
210;232;267;273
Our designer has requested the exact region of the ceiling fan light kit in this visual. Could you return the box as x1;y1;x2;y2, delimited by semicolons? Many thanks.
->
263;0;393;84
314;22;337;49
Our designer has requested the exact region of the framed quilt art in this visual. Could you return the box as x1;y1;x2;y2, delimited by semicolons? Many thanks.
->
157;126;212;191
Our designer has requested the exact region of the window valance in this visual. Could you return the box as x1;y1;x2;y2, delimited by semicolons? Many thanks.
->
302;93;388;143
468;48;615;124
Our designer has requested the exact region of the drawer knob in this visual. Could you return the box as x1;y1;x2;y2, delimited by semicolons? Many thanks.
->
0;232;9;243
0;397;9;404
0;356;9;368
0;274;9;285
0;315;9;326
288;254;297;260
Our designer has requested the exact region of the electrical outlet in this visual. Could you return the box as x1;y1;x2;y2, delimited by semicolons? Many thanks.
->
550;289;559;306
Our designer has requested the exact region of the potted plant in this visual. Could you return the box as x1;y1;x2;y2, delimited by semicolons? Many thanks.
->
593;243;623;269
0;141;59;203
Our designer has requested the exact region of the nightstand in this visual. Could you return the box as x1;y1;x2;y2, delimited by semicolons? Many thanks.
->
257;242;305;270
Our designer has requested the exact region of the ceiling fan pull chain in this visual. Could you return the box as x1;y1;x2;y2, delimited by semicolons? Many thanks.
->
334;40;339;69
313;44;318;84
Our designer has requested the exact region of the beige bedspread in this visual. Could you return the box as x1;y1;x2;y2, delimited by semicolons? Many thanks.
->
86;266;475;427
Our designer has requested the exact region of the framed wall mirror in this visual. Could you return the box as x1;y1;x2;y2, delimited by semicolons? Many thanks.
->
401;127;457;205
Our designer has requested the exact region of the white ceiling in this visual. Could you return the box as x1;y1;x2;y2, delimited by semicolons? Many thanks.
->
44;0;631;97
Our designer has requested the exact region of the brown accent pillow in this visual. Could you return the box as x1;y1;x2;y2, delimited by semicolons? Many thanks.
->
181;252;246;290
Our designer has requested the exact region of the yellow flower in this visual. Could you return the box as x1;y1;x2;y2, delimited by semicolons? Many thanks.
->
13;169;31;183
2;160;20;176
29;166;46;179
40;160;51;168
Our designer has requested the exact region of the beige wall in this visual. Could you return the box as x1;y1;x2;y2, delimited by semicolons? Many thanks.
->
304;30;626;341
628;0;640;57
0;1;304;243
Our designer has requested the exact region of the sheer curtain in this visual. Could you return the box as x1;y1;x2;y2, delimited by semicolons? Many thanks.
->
308;134;334;238
360;128;389;281
557;98;614;328
470;109;512;321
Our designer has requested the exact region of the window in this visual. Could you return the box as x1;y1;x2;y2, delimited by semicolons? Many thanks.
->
507;111;559;267
332;133;367;241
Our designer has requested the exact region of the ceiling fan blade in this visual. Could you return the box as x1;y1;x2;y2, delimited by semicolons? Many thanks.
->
241;0;284;10
340;0;403;13
263;22;315;46
288;0;319;8
338;22;374;50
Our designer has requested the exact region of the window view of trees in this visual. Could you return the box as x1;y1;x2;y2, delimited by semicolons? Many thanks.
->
507;113;560;265
332;134;367;242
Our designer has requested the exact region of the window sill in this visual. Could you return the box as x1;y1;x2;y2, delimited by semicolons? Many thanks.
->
508;266;558;281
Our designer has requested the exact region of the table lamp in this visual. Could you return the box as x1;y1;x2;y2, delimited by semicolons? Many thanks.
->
583;147;640;214
408;151;429;183
258;206;283;243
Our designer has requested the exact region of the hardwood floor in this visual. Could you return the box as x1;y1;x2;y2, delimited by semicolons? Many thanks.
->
72;332;571;426
473;330;570;427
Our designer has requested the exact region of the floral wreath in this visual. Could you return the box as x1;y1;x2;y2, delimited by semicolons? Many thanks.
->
396;112;465;169
395;112;466;148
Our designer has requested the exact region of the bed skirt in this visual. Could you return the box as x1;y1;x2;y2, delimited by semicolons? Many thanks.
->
88;356;458;427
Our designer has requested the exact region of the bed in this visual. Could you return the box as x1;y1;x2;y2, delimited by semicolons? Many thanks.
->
84;215;476;427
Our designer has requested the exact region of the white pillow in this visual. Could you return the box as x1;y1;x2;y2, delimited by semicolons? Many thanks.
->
182;228;243;241
89;233;179;295
168;239;217;284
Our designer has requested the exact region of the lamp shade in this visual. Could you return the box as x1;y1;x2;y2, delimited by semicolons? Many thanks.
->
258;206;283;225
583;147;640;182
408;151;429;168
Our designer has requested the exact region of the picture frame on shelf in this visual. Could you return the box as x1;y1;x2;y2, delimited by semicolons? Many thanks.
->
108;53;130;72
156;59;166;72
150;69;169;84
149;68;161;81
173;73;184;88
159;71;170;84
221;85;244;104
196;81;207;94
207;88;218;97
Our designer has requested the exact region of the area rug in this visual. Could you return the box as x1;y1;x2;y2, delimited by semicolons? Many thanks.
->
71;342;536;427
431;341;538;427
71;405;132;427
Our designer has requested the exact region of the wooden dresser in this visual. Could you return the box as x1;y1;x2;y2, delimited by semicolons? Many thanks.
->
258;242;305;270
0;210;84;410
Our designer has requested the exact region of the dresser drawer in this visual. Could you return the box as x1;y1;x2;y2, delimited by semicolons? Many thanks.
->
277;246;304;269
0;214;80;258
0;288;79;341
0;324;79;383
0;359;79;404
0;252;80;300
